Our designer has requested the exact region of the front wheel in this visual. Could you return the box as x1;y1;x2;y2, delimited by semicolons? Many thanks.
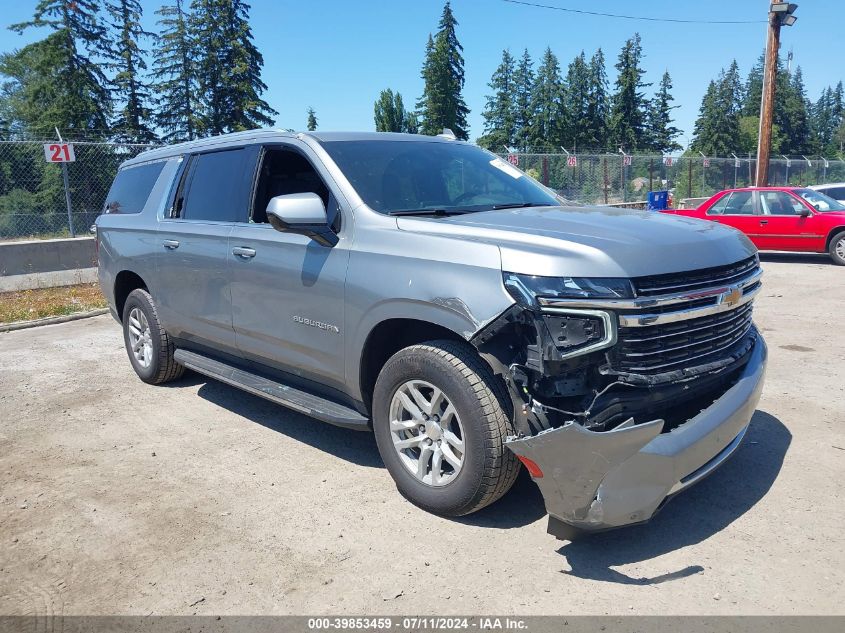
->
829;231;845;266
372;340;520;517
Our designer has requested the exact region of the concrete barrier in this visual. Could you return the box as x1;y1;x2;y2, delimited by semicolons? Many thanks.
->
0;237;97;292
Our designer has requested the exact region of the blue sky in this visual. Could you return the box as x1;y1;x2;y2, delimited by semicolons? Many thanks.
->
1;0;842;148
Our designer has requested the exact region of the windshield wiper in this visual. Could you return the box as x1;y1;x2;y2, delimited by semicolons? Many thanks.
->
491;202;556;210
388;208;470;217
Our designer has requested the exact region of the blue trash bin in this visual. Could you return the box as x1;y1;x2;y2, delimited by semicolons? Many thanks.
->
647;190;669;211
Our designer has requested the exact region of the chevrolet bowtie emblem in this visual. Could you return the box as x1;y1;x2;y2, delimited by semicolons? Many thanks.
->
723;287;743;307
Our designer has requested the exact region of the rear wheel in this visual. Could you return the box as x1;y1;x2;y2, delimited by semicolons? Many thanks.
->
829;231;845;266
122;288;185;384
372;340;520;517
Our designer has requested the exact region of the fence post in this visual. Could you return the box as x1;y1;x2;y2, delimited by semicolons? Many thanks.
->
602;157;609;205
542;156;549;186
62;161;75;237
648;159;653;192
687;158;693;198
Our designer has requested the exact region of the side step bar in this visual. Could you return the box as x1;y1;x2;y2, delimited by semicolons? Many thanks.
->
174;349;370;431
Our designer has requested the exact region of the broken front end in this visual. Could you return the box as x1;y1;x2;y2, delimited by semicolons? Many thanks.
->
472;255;767;539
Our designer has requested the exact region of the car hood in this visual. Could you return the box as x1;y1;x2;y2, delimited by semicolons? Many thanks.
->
396;205;757;278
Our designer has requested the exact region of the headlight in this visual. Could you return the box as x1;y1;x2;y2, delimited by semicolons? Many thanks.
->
503;272;634;307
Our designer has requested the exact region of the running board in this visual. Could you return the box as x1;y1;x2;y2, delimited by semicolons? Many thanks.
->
173;349;370;430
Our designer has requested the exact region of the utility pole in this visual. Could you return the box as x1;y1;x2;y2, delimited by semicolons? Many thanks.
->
755;2;797;187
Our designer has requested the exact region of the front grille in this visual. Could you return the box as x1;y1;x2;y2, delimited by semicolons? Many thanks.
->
633;255;758;297
613;302;754;373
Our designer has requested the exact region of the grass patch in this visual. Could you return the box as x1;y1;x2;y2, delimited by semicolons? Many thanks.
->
0;283;107;324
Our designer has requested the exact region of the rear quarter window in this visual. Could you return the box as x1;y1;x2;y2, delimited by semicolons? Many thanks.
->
104;161;166;214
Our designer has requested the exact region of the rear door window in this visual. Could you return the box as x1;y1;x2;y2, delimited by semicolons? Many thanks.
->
103;161;166;214
180;149;250;222
706;193;731;215
722;191;755;215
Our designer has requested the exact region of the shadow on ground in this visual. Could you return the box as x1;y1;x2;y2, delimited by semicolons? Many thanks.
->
193;377;383;468
759;252;833;266
556;411;790;585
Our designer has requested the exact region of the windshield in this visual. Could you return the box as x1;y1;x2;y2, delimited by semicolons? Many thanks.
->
796;189;845;212
320;140;559;214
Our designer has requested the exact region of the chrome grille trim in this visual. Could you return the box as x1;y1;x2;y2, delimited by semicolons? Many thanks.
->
617;282;760;327
620;314;754;359
537;267;762;313
621;302;753;343
615;321;754;372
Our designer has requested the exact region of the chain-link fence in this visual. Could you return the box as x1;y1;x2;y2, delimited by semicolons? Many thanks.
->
0;141;157;240
496;152;845;207
2;139;844;240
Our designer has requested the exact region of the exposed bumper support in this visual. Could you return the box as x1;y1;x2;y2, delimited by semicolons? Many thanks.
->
505;334;767;538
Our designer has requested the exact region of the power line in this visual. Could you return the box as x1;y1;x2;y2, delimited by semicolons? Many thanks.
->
502;0;766;25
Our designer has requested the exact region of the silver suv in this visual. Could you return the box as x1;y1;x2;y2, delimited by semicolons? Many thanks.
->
96;130;767;538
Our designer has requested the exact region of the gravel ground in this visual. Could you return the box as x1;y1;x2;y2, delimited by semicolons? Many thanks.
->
0;254;843;616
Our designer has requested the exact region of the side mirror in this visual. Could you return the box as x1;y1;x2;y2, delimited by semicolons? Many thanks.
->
266;192;338;247
799;206;812;217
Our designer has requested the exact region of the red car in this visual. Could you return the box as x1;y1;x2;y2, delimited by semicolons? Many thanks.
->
665;187;845;265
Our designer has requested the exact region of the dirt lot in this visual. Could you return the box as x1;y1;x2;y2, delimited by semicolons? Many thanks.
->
1;254;843;616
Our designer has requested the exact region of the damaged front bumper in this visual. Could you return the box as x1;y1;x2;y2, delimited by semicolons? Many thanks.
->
504;334;767;539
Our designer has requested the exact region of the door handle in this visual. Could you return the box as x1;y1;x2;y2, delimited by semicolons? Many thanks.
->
759;220;768;225
232;246;256;259
163;239;180;249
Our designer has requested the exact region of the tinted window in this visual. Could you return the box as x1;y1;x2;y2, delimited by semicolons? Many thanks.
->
181;149;249;222
761;191;805;215
722;191;755;215
320;140;558;214
706;193;731;215
103;161;166;214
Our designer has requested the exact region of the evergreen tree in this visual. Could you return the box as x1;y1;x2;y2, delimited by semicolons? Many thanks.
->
609;33;650;150
584;48;609;150
306;107;317;131
374;88;416;133
527;47;564;150
561;51;590;150
478;49;516;150
151;0;197;142
190;0;276;135
780;66;811;154
512;49;534;151
6;0;112;137
106;0;156;142
417;2;469;139
646;71;681;153
691;66;742;156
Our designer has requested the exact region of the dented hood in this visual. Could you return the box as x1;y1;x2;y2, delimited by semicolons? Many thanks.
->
396;205;757;278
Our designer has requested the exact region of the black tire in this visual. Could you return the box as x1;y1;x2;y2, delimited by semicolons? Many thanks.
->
372;340;520;517
829;230;845;266
121;288;185;385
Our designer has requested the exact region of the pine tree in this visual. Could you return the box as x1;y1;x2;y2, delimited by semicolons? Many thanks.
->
691;67;742;156
584;48;609;150
609;33;650;150
6;0;112;137
562;51;590;149
527;47;564;151
417;1;469;139
646;71;681;153
374;89;416;133
478;49;516;150
190;0;276;135
106;0;156;142
151;0;197;142
306;107;317;131
780;66;811;154
512;49;534;151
